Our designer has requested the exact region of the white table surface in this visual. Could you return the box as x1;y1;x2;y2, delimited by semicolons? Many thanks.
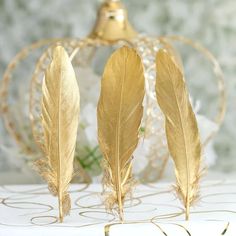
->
0;181;235;236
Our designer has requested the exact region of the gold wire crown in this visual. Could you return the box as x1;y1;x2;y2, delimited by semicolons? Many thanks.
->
0;0;226;184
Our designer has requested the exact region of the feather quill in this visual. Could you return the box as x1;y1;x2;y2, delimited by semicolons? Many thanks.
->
155;49;202;220
34;46;80;222
97;46;145;221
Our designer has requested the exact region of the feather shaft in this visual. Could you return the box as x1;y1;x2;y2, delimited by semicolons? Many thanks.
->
34;46;80;222
155;49;202;220
97;46;145;221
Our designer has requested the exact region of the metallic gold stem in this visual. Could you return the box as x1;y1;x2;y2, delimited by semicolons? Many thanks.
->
119;203;124;222
185;202;190;221
58;193;63;223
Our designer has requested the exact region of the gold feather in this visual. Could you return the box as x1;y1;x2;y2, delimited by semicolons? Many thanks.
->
155;49;202;220
97;46;145;221
34;46;80;222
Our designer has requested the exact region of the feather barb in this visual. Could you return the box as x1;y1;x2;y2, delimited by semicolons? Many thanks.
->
155;49;202;220
34;46;80;222
97;46;145;221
